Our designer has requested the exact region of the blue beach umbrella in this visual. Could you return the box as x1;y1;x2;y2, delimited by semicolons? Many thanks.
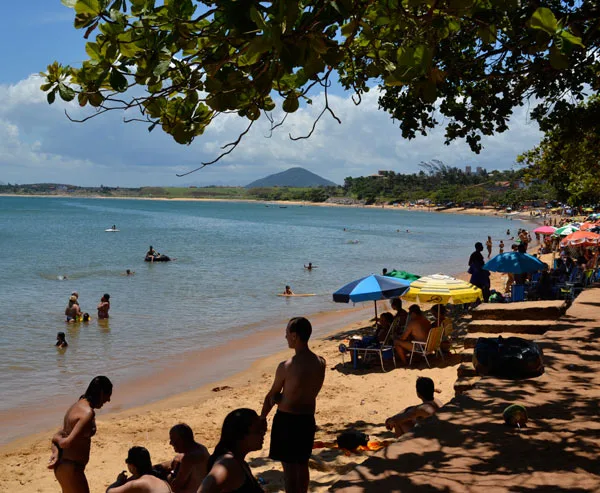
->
333;274;411;321
483;252;546;274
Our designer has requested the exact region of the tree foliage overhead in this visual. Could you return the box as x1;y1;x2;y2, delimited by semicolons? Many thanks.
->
42;0;597;165
518;96;600;205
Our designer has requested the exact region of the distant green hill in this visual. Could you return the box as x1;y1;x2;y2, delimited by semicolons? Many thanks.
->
245;167;337;188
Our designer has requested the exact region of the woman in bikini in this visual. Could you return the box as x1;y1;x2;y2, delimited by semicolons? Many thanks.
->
198;408;266;493
48;376;113;493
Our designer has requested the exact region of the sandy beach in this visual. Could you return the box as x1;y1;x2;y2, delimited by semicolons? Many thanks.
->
0;267;512;493
0;198;565;492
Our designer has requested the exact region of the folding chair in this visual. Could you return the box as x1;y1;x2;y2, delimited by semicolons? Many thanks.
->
409;326;445;368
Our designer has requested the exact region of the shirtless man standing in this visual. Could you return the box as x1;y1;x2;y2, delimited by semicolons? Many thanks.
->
155;423;209;493
261;317;326;493
385;377;442;436
394;305;432;365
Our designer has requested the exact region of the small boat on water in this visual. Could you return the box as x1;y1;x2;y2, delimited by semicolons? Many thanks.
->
105;228;120;232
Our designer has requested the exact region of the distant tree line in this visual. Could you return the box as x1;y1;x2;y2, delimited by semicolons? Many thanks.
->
342;162;560;207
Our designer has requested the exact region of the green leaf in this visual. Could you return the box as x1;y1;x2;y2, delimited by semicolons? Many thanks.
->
282;94;299;113
153;59;171;77
110;69;128;92
529;8;558;35
47;90;57;104
85;42;101;59
61;0;77;7
75;0;101;16
40;82;54;92
58;83;76;102
560;30;584;49
478;24;496;45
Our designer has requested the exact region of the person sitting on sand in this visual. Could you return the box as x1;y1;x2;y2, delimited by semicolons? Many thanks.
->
154;423;210;493
385;377;441;437
106;446;171;492
98;293;110;319
56;332;68;348
374;312;394;343
394;305;432;365
283;285;294;295
198;408;266;493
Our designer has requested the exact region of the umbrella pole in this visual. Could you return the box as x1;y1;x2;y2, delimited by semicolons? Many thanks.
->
374;300;378;325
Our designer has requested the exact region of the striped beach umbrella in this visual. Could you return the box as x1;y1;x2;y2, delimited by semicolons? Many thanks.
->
554;224;579;236
560;230;600;247
402;274;482;305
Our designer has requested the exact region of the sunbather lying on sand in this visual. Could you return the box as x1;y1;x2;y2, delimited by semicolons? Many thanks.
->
385;377;441;437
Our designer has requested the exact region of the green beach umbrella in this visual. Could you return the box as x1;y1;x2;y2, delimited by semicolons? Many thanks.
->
385;269;421;282
554;224;579;236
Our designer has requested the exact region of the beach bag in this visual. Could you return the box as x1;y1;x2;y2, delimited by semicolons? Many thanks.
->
473;336;544;378
336;431;369;451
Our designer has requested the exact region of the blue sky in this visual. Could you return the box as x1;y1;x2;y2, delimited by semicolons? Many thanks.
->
0;2;543;187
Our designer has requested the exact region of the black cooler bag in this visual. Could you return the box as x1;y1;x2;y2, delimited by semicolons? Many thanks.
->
473;336;544;378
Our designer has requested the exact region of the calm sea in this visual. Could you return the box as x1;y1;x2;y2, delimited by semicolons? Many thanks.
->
0;196;519;441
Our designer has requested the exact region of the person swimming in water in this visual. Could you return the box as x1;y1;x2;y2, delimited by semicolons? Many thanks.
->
283;286;294;295
304;263;316;270
56;332;68;348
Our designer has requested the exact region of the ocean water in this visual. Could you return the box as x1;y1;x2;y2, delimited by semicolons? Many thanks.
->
0;196;518;440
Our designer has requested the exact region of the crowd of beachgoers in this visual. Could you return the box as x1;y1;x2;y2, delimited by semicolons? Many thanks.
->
2;208;598;493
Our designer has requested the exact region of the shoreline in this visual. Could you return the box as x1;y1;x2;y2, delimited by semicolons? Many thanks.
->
0;303;375;446
0;193;561;221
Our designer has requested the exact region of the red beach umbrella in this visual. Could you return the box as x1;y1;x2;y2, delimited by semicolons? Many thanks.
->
560;230;600;247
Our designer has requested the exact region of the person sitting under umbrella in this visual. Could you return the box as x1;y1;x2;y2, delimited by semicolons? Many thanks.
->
393;305;431;365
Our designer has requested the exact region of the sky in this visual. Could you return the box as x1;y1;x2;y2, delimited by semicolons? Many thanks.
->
0;1;544;187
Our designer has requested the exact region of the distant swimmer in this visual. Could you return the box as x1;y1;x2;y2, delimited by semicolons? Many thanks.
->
57;275;68;281
123;269;135;276
304;262;317;270
283;285;294;296
82;313;91;323
56;332;68;348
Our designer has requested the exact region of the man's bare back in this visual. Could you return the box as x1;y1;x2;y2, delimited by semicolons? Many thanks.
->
277;349;326;415
170;445;209;493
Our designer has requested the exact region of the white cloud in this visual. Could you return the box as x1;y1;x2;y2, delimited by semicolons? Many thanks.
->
0;75;543;187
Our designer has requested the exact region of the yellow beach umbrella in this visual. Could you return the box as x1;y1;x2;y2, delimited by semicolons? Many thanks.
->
402;274;483;305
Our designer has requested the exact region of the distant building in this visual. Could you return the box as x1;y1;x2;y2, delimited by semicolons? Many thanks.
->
465;166;472;174
476;166;484;174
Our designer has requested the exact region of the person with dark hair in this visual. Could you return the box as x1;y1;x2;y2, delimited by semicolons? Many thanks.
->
389;298;408;339
154;423;210;493
374;312;394;343
106;446;172;492
48;376;113;493
98;293;111;319
261;317;326;493
384;377;442;437
468;242;490;302
56;332;68;348
282;285;294;296
198;408;265;493
393;305;432;365
486;235;493;258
